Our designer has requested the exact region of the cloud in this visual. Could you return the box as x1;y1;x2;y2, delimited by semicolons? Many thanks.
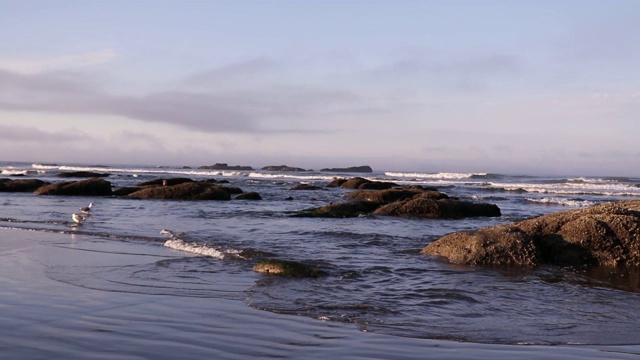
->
185;58;282;86
0;123;87;143
0;49;117;74
0;68;362;134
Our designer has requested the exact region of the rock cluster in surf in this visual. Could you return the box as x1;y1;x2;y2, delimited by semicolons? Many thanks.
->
422;200;640;268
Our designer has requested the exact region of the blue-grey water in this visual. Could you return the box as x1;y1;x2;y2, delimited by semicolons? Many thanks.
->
2;161;640;358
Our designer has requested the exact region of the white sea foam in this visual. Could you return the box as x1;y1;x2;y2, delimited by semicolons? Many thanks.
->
386;172;487;180
489;181;640;197
163;238;243;260
525;197;596;207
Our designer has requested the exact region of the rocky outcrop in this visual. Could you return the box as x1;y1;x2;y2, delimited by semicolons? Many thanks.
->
253;259;327;277
56;171;110;178
127;181;232;200
294;186;500;219
34;178;113;196
326;177;397;190
235;192;262;200
0;178;49;192
320;165;373;173
262;165;308;172
422;200;640;268
374;192;501;219
198;163;253;171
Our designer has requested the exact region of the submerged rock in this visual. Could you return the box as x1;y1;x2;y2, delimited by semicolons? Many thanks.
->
422;200;640;268
34;178;113;196
0;178;49;192
291;201;381;218
253;259;327;277
235;192;262;200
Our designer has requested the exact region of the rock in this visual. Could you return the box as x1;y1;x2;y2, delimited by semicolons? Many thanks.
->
34;178;113;196
421;200;640;268
0;178;49;192
198;163;253;171
235;192;262;200
127;182;231;200
329;177;397;190
291;201;381;218
345;187;436;203
56;171;110;178
262;165;308;172
374;193;501;219
112;186;141;196
137;178;193;187
320;165;373;173
253;259;327;277
290;184;324;191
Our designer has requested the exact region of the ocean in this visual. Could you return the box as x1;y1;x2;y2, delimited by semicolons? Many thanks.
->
2;161;640;359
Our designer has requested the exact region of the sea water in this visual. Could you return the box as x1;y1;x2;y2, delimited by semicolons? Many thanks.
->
2;161;640;358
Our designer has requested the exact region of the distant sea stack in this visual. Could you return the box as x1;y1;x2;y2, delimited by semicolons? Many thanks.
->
320;165;373;173
198;163;253;171
261;165;309;172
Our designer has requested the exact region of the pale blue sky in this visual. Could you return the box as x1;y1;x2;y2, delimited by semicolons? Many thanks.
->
1;0;638;175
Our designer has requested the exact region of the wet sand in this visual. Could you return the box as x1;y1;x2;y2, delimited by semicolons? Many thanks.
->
1;228;639;359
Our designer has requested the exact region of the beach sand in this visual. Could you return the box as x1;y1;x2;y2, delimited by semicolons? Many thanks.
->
1;228;639;359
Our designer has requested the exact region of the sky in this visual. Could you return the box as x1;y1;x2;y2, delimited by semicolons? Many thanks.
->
0;0;639;176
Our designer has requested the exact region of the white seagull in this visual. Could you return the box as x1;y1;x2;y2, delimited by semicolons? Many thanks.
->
72;213;85;224
80;202;93;214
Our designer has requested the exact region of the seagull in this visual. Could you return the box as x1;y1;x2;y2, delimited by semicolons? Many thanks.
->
80;202;93;214
160;229;175;237
72;213;85;224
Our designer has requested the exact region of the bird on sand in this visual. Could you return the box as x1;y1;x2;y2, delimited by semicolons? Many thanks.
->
80;202;93;214
72;213;85;224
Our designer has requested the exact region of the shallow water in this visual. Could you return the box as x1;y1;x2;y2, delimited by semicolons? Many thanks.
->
2;162;640;357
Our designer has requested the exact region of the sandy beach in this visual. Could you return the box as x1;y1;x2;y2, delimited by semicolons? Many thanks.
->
1;227;639;359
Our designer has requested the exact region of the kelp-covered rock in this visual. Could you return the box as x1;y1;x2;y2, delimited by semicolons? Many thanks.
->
329;177;397;190
127;181;231;200
422;200;640;268
253;259;327;277
34;178;113;196
0;178;49;192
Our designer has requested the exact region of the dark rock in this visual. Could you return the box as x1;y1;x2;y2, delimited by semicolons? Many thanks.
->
374;194;501;219
345;187;442;203
320;165;373;173
262;165;308;172
326;178;348;188
0;178;49;192
127;182;231;200
328;177;397;190
57;171;110;178
34;178;113;196
112;186;141;196
136;178;193;187
198;163;253;171
290;184;324;191
291;201;381;218
235;192;262;200
421;200;640;268
253;259;327;277
221;186;244;195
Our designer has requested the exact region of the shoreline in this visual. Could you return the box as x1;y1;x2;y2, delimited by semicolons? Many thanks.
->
1;227;640;359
